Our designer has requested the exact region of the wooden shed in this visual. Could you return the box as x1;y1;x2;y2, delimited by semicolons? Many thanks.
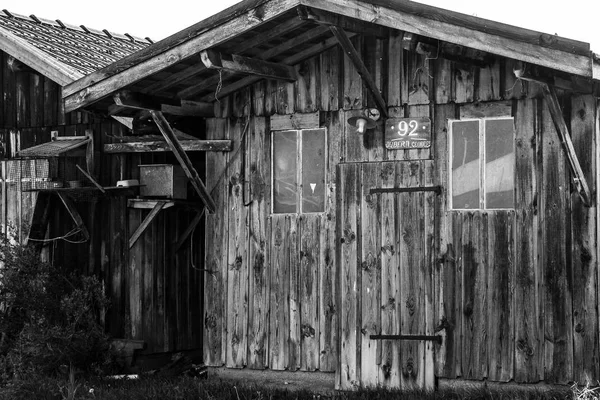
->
57;0;600;389
0;11;209;365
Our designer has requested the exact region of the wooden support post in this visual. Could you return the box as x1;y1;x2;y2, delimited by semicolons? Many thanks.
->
57;192;89;241
329;26;388;117
542;84;592;206
150;111;216;213
129;200;166;249
174;209;205;252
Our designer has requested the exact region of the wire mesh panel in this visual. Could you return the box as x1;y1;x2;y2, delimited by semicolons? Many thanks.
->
11;157;93;193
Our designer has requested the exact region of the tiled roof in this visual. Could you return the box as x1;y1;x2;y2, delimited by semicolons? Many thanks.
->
0;9;152;76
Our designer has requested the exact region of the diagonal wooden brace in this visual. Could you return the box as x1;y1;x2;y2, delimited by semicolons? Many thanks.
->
329;25;388;118
541;84;592;206
150;110;216;213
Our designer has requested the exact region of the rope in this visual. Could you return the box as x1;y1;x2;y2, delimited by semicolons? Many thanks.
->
27;226;87;244
214;70;223;104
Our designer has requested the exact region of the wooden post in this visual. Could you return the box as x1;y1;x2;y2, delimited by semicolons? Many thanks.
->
150;111;216;213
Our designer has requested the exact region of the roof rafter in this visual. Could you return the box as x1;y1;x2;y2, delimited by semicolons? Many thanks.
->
63;0;302;113
201;49;298;81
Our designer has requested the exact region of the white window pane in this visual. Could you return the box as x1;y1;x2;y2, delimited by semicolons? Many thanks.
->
452;120;480;209
301;129;326;213
273;130;297;213
485;119;514;209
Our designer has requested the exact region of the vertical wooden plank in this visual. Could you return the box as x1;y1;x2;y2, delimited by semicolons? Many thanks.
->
320;111;342;372
570;94;599;382
343;36;364;111
3;53;15;129
378;161;400;387
269;214;290;370
460;212;488;380
296;56;319;114
433;104;457;378
155;212;166;352
434;58;453;105
359;162;381;386
387;31;404;107
487;211;515;382
277;80;295;115
300;215;320;371
422;160;436;390
406;52;430;106
320;46;342;112
343;110;364;163
143;207;155;352
226;117;248;368
128;209;143;340
288;214;301;371
541;99;573;384
252;81;266;117
204;118;228;366
264;80;277;117
397;161;425;389
338;163;360;390
406;105;431;160
247;117;270;369
514;98;543;382
476;59;501;102
30;73;44;128
503;59;526;100
453;64;475;104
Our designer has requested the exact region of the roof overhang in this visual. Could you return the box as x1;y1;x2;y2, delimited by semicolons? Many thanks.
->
61;0;598;114
0;24;83;85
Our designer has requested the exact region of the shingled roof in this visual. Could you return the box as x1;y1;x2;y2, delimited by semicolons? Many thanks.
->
0;9;152;85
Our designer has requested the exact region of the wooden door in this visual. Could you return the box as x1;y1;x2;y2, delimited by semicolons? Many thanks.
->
338;160;437;390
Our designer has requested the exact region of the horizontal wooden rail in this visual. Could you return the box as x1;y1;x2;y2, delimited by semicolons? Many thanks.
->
370;334;442;344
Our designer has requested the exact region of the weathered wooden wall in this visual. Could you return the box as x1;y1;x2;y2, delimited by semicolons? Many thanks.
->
205;29;599;386
0;49;203;358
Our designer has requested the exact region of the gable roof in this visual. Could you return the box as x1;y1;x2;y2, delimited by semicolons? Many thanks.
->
61;0;600;114
0;9;151;86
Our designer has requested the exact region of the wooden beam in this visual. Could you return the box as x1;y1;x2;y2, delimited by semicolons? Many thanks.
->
129;201;166;248
161;100;214;117
298;0;593;78
104;140;232;153
296;5;388;37
63;0;300;112
514;67;593;95
150;111;216;213
199;29;354;102
329;26;388;117
127;199;176;210
57;192;90;241
113;90;179;111
185;25;330;99
201;50;297;82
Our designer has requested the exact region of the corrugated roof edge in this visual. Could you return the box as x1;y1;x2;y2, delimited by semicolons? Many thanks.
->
1;9;152;44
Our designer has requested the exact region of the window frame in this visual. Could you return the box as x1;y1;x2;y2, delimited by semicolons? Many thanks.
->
270;127;328;215
448;116;515;211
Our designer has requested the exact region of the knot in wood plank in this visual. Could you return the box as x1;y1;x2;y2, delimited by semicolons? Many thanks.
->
301;324;315;338
406;295;416;316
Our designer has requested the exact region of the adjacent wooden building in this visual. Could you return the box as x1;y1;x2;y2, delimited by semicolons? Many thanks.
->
0;11;210;363
12;0;600;390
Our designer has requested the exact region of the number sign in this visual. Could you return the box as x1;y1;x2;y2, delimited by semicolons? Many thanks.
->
385;117;432;150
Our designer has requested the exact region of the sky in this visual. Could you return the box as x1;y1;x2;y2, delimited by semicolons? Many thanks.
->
3;0;600;52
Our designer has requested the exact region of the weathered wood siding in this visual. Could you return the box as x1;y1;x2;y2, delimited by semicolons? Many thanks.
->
205;29;599;386
0;49;203;358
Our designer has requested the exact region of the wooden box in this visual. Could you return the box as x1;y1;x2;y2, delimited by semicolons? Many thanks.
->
139;164;187;199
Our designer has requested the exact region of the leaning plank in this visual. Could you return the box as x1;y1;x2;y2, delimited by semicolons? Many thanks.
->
151;111;216;212
174;210;204;252
330;26;388;117
128;201;166;249
24;191;52;251
56;192;89;241
104;140;232;153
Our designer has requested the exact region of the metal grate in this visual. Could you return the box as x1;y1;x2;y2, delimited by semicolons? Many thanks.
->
9;157;91;192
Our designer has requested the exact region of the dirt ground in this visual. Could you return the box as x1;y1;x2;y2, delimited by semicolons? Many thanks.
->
208;367;336;394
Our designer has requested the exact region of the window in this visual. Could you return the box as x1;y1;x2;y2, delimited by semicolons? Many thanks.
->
449;117;515;210
272;128;326;214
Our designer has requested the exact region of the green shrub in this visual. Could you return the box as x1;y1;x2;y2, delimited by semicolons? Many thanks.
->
0;235;112;381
